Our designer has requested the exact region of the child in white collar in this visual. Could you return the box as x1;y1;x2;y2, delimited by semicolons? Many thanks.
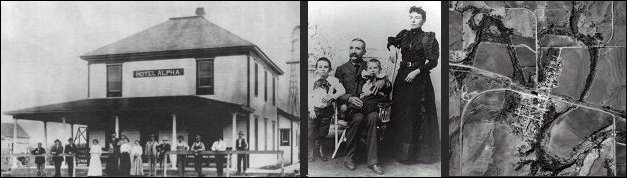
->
308;57;345;162
357;58;391;114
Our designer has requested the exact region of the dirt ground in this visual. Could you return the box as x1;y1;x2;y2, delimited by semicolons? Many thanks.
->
307;156;440;177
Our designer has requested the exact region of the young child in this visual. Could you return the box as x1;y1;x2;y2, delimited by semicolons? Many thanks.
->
357;58;391;114
308;57;345;162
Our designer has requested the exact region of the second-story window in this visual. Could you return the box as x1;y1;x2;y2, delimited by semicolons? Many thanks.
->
272;76;276;105
197;59;214;95
107;65;122;97
255;63;258;97
264;71;268;102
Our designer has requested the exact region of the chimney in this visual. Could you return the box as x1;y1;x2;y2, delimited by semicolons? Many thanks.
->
195;7;206;17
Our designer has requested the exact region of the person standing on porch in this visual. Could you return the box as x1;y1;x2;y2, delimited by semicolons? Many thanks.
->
191;135;206;177
157;137;171;176
236;131;248;175
176;136;189;177
105;132;120;176
51;139;64;177
211;138;226;177
64;138;77;177
130;140;144;176
31;142;46;177
119;138;132;176
88;139;103;176
144;134;158;176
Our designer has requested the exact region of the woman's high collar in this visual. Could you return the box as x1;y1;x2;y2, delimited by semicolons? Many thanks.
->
410;27;423;33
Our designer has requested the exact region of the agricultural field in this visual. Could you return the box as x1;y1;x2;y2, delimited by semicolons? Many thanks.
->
449;1;626;176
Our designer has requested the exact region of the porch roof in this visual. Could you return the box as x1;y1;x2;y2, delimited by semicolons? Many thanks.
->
3;95;253;120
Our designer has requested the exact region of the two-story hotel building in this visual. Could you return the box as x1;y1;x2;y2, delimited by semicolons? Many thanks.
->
4;8;299;170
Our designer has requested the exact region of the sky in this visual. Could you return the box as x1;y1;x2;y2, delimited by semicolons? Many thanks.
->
308;1;442;120
1;1;300;146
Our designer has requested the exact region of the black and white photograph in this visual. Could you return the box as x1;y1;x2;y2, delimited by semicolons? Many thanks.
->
1;1;300;177
307;1;442;177
448;1;626;176
4;1;626;177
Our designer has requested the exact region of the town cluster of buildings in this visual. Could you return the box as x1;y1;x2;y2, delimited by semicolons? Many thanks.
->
511;51;563;142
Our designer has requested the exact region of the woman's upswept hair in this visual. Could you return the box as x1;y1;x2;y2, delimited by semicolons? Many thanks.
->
409;6;426;21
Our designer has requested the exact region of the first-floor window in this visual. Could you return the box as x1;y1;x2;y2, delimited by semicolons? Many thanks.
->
280;129;290;146
264;118;268;150
272;121;276;150
107;65;122;97
254;116;259;150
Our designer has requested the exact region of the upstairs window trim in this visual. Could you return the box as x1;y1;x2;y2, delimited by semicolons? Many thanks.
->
255;63;258;97
272;76;276;105
106;64;122;97
264;71;268;102
196;58;215;95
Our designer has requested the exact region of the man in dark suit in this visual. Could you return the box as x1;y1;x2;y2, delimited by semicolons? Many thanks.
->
335;38;387;175
31;142;46;177
65;138;78;177
156;137;171;176
51;139;64;177
235;131;248;175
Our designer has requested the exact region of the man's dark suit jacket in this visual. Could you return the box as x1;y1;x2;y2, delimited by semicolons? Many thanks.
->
335;59;368;109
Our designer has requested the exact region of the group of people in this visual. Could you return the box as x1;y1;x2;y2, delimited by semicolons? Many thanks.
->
28;131;249;177
30;138;77;177
102;132;247;177
308;6;440;175
174;134;228;177
102;132;151;176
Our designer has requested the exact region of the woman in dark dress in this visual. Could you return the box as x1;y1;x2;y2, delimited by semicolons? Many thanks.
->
386;6;440;164
119;138;132;176
105;132;120;176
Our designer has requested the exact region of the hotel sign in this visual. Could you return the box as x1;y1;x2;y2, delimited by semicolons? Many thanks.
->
133;68;184;78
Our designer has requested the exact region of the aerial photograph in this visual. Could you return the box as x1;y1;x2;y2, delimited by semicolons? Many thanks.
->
448;1;625;176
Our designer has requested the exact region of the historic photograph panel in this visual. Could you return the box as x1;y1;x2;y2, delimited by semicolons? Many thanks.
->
448;1;626;176
307;1;442;177
1;2;300;177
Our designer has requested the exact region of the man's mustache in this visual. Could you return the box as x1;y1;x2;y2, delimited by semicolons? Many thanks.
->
350;53;359;58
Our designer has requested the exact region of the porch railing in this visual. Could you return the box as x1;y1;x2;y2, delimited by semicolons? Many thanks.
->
164;150;285;177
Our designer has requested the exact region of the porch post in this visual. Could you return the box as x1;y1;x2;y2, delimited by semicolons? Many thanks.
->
61;117;67;167
11;117;18;168
44;121;48;149
72;123;76;177
232;113;237;152
70;124;74;141
114;115;120;136
231;113;237;174
290;118;294;164
171;113;177;169
62;117;68;140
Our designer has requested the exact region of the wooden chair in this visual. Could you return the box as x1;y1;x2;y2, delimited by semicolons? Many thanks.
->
331;102;392;159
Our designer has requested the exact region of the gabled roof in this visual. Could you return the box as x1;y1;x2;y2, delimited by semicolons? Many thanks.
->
80;16;283;74
1;123;30;139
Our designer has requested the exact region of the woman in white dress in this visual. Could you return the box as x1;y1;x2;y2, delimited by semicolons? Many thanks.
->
130;140;144;176
88;139;103;176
